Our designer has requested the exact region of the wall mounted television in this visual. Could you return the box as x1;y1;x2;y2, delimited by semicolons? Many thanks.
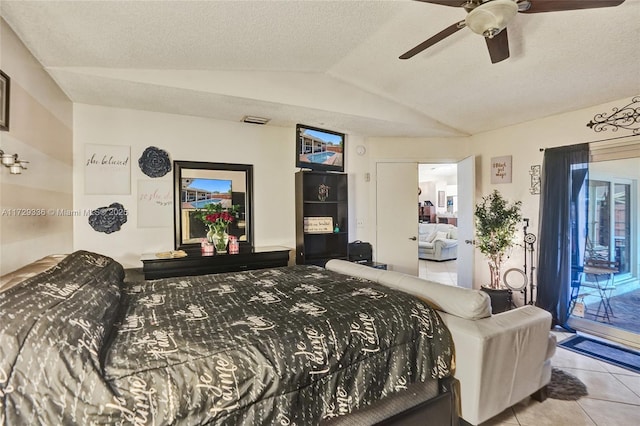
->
296;124;345;173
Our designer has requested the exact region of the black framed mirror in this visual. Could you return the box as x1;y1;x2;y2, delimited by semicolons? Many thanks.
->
174;161;254;251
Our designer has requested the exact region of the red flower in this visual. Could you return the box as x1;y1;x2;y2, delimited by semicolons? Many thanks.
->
204;211;234;228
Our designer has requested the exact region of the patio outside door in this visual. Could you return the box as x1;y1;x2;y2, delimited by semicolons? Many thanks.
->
568;157;639;349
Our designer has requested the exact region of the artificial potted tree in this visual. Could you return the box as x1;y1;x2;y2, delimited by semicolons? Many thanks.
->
474;190;522;312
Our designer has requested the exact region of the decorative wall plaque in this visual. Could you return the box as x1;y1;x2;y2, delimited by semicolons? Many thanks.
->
138;146;172;177
85;144;131;194
88;202;128;234
137;180;172;228
529;165;541;195
490;155;512;184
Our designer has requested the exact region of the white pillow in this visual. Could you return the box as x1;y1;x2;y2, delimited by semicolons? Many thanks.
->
426;231;438;242
433;231;449;241
447;227;458;239
325;260;491;320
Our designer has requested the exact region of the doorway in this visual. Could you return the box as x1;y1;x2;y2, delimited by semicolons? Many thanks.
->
418;163;458;285
375;157;474;288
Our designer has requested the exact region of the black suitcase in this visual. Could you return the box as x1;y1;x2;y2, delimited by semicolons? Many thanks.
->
348;240;372;264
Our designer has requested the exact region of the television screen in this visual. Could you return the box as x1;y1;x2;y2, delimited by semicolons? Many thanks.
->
296;124;345;172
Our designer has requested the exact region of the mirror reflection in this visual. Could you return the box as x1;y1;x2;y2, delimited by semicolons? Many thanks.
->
174;161;253;250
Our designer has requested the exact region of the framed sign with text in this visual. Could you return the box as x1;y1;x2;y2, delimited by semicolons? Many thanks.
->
138;180;173;227
85;144;131;194
491;155;512;184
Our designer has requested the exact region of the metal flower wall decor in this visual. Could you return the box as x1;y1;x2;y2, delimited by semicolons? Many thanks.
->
586;96;640;135
88;202;128;234
138;146;172;177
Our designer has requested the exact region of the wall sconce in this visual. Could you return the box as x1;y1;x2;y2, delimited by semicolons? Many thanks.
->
0;150;28;174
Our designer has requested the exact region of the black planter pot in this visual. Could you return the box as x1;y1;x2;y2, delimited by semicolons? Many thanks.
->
481;286;512;314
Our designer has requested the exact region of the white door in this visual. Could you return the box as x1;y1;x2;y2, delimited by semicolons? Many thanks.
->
456;156;475;288
376;162;419;275
375;157;475;285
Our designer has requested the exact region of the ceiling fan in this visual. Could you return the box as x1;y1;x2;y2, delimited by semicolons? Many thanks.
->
400;0;626;64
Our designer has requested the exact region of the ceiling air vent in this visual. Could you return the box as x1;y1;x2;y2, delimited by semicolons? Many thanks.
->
242;116;270;125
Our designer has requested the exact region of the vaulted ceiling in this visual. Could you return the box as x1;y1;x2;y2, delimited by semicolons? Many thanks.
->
2;0;638;138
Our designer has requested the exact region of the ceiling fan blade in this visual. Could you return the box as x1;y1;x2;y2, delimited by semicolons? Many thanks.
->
485;29;510;64
413;0;467;7
399;21;465;60
520;0;625;14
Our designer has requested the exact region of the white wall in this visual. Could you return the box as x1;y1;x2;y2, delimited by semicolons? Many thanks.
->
418;180;436;206
468;97;638;297
366;97;639;295
4;26;634;283
0;18;73;274
72;104;371;268
364;137;472;255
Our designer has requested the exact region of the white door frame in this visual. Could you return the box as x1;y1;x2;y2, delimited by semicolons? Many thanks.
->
372;156;475;285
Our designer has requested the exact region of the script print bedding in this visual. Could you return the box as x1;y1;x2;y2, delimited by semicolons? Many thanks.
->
0;251;453;425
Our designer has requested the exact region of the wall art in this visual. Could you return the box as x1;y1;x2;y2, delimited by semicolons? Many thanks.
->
137;179;172;228
490;155;512;184
88;202;128;234
0;69;10;131
586;96;640;135
85;144;131;194
529;165;541;195
138;146;171;177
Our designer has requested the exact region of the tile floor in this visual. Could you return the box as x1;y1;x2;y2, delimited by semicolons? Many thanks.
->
420;258;640;425
481;329;640;426
419;258;458;286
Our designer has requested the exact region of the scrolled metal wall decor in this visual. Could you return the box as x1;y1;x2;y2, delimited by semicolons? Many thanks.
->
586;96;640;135
529;165;540;195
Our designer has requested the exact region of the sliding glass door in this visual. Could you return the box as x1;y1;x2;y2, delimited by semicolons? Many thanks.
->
614;182;631;276
587;179;633;275
568;157;639;349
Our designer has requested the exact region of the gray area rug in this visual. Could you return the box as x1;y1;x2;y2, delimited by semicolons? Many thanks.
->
547;368;588;400
559;335;640;374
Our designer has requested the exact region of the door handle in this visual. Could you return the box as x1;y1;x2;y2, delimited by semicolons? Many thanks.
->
409;236;417;241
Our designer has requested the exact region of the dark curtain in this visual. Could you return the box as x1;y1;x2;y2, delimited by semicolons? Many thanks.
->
536;144;589;326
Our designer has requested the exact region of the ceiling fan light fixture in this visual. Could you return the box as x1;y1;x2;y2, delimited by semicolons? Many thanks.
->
465;0;518;38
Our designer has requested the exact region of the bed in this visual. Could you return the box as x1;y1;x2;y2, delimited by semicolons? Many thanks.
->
0;251;458;425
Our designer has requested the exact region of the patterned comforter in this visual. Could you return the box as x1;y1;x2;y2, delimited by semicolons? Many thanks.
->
0;251;453;425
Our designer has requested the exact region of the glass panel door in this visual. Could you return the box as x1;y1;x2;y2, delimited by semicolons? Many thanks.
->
587;180;611;261
614;183;631;275
568;157;639;349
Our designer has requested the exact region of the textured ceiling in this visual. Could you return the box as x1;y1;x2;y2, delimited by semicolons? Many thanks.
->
2;0;639;138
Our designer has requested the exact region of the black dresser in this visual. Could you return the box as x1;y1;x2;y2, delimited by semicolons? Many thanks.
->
141;246;291;280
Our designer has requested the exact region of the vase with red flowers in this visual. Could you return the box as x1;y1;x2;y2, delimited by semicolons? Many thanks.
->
196;203;238;254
